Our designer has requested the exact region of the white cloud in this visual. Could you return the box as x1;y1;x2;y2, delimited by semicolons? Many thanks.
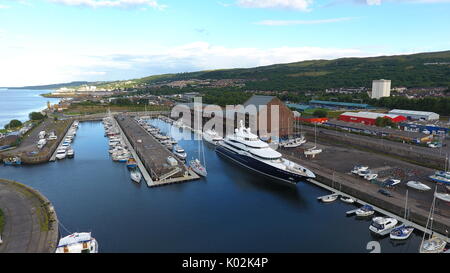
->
236;0;314;11
0;41;387;87
0;4;10;8
256;17;355;26
48;0;167;9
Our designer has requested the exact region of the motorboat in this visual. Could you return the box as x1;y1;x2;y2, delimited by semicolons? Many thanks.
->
216;120;315;184
3;156;21;166
126;158;137;169
55;148;67;160
355;205;375;217
189;158;207;177
203;129;224;146
55;232;98;253
435;192;450;202
407;181;431;191
130;170;142;183
364;173;378;181
173;145;187;160
369;217;398;236
67;147;74;158
358;169;371;177
340;196;355;204
420;236;447;253
321;194;338;203
351;165;369;175
390;225;414;240
280;136;306;148
166;156;178;167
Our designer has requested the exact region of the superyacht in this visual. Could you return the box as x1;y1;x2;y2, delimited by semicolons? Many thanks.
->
215;121;315;184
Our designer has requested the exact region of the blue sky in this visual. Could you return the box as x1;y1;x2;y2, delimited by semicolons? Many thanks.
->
0;0;449;86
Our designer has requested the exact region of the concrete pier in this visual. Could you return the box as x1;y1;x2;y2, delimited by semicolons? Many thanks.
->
115;114;200;187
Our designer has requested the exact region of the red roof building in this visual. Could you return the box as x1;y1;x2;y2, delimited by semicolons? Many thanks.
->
339;112;407;126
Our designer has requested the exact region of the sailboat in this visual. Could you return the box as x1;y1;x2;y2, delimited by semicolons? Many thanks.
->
189;117;207;177
390;190;415;240
419;187;448;253
304;123;322;157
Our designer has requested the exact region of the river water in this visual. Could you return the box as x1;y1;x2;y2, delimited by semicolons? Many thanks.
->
0;89;59;128
0;117;425;253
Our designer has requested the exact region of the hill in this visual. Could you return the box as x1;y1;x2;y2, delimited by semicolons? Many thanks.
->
101;50;450;91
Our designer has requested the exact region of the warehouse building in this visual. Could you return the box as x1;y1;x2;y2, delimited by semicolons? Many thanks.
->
339;111;407;125
388;109;440;121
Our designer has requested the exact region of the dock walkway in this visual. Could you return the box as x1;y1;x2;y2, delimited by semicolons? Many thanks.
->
115;115;199;187
49;121;74;162
113;117;153;186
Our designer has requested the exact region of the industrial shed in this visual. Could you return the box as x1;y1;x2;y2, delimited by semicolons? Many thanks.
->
339;112;407;125
388;109;440;121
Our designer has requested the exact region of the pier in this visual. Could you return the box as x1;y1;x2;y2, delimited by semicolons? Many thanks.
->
49;120;75;162
115;114;200;187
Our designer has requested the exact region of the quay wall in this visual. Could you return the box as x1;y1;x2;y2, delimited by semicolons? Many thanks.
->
282;153;450;236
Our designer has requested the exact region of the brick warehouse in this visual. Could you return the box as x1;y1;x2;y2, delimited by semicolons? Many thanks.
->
242;95;294;138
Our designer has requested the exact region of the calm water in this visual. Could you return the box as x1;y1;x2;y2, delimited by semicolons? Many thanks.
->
0;89;59;128
0;119;425;253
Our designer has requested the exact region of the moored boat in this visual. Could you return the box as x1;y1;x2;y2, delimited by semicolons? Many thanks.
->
202;129;224;146
390;225;414;240
321;194;338;203
216;120;315;184
190;158;207;177
55;232;98;253
126;158;138;169
369;217;398;236
355;205;375;217
130;170;142;183
340;196;355;204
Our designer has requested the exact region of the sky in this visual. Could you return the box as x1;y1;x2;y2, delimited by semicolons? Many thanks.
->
0;0;449;87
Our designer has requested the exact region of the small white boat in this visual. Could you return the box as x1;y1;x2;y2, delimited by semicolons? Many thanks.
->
55;232;98;253
435;192;450;202
280;137;307;148
321;194;338;203
355;205;375;217
340;196;355;204
67;147;74;158
390;225;414;240
203;129;224;146
304;146;322;157
364;173;378;180
420;236;447;253
130;170;142;183
407;181;431;191
166;156;178;167
369;217;398;236
55;148;67;160
189;158;207;177
173;145;187;160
